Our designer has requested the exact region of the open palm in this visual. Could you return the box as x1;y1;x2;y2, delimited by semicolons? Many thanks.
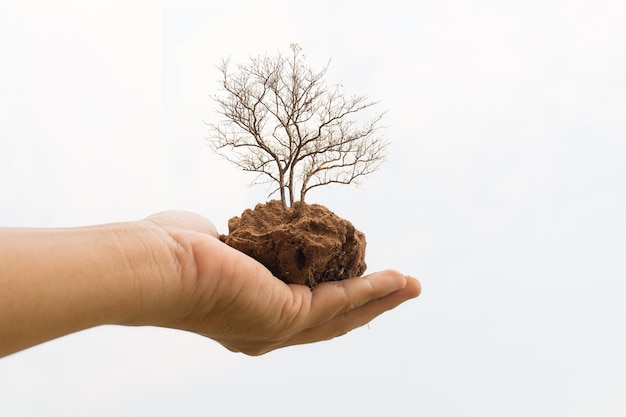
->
147;211;421;355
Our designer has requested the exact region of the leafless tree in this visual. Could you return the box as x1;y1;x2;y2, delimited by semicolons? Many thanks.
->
207;44;388;208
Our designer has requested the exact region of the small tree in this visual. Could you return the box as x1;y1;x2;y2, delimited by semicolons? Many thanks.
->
207;44;388;208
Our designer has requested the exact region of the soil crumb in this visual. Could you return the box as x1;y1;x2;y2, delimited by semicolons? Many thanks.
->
220;200;367;287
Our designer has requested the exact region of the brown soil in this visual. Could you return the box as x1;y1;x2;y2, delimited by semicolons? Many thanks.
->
219;200;367;287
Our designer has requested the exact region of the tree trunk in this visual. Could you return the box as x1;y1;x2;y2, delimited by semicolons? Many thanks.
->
285;161;295;207
299;172;311;203
278;171;287;209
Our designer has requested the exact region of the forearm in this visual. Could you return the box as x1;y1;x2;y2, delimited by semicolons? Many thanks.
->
0;221;179;357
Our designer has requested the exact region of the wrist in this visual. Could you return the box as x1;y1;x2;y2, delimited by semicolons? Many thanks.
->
110;219;194;328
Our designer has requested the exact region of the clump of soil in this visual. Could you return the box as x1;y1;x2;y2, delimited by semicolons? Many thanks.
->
219;200;367;287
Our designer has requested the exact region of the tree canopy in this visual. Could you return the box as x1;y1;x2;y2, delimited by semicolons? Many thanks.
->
207;44;388;208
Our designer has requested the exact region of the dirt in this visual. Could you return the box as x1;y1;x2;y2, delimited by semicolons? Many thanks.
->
219;200;367;287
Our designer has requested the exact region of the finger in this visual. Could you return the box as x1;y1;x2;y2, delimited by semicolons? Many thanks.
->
302;270;415;329
282;276;420;348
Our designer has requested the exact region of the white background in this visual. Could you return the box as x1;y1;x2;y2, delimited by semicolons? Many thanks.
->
1;1;625;416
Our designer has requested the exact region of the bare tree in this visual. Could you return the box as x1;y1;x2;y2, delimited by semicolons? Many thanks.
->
207;44;388;208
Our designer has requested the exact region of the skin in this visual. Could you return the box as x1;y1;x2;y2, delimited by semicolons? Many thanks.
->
0;211;421;358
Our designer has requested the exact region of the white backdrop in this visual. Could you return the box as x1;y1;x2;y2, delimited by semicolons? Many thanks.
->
1;1;625;416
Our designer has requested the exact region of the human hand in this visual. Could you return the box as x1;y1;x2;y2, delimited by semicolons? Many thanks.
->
140;211;421;355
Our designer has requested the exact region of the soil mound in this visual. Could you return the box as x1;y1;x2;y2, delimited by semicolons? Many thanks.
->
220;200;367;287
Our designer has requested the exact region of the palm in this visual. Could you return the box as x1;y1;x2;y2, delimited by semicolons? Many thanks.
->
147;211;420;355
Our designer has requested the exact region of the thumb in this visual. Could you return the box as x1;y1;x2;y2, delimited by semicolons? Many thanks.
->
145;211;219;238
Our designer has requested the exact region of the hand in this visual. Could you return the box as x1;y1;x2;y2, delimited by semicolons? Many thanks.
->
142;211;421;355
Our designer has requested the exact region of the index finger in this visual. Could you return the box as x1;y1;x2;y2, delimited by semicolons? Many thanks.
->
282;272;420;348
301;269;418;328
